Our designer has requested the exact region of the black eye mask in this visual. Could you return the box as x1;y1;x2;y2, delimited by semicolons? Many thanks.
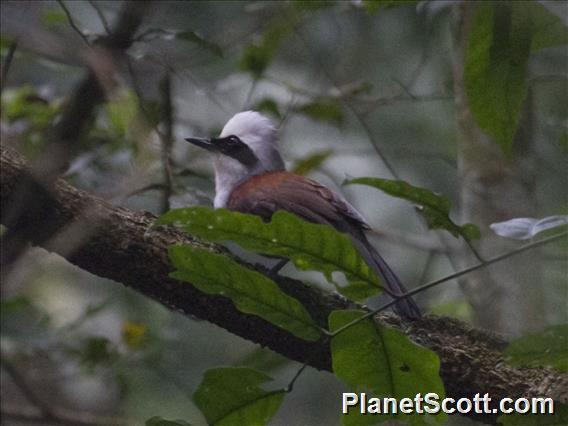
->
185;135;260;167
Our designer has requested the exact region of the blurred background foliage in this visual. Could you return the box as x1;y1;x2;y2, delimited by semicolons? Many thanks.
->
1;1;566;425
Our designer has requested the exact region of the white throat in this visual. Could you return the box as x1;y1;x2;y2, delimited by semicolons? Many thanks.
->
213;111;285;208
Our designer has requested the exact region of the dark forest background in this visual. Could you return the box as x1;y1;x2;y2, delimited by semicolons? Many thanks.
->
1;1;567;425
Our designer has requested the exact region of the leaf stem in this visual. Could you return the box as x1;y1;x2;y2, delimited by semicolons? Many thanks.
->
56;0;92;47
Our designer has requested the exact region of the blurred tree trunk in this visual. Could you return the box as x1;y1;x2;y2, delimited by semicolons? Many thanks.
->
451;3;544;335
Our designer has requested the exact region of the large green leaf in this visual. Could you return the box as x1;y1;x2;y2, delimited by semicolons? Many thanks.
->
168;245;321;341
157;207;382;301
193;367;285;426
463;2;566;153
464;3;532;154
505;325;568;372
330;310;445;425
344;177;480;242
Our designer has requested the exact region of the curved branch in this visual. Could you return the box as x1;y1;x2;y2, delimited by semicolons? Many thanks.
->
1;146;566;424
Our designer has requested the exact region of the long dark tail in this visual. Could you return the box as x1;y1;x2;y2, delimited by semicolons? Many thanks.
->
353;235;421;320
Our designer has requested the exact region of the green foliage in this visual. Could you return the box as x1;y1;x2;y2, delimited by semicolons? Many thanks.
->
0;34;14;55
105;89;139;140
238;20;292;78
295;100;344;126
41;8;67;28
344;177;480;242
157;207;383;301
176;31;223;57
465;3;531;154
504;325;568;372
3;85;59;128
193;367;285;426
70;336;118;372
528;2;568;51
329;310;445;425
1;85;60;156
254;98;282;119
498;402;568;425
168;245;321;341
465;2;567;155
291;150;333;175
145;417;193;426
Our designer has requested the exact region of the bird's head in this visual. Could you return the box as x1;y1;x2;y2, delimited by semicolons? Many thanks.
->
185;111;284;171
185;111;285;208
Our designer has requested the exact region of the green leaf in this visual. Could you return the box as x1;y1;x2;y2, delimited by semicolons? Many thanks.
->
194;367;285;426
176;31;223;57
1;296;34;315
254;98;281;119
344;177;480;242
145;417;193;426
330;310;445;425
157;207;382;301
41;9;67;28
528;2;568;51
505;325;568;372
291;150;333;175
295;101;344;126
465;3;532;154
3;85;59;128
70;337;118;371
239;21;291;78
105;89;139;139
168;245;321;341
498;402;568;425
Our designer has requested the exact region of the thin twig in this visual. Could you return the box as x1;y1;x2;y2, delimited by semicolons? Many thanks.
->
56;0;92;47
284;362;310;393
0;39;18;97
87;0;111;34
328;230;568;338
159;73;174;213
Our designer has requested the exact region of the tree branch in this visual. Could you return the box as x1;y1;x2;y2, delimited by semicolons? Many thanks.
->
1;146;566;424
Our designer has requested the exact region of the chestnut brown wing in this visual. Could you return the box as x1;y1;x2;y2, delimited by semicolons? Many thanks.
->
227;171;370;234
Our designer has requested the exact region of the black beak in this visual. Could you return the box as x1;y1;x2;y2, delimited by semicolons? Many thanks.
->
185;137;218;152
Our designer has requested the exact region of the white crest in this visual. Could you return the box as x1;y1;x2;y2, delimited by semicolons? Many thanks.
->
213;111;285;208
220;111;277;144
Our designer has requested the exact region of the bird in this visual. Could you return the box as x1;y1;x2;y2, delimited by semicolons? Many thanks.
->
185;111;421;320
